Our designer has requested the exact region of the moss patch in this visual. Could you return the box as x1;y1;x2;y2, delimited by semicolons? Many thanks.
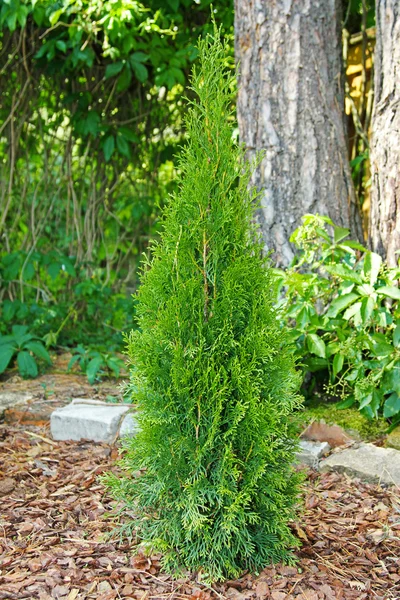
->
386;428;400;450
300;400;388;441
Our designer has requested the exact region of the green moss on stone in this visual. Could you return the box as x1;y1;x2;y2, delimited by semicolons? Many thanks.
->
300;401;388;441
386;428;400;450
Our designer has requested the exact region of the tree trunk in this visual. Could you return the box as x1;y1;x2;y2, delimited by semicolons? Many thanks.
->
234;0;362;266
369;0;400;267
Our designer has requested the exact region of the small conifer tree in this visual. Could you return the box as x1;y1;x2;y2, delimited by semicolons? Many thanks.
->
106;31;302;581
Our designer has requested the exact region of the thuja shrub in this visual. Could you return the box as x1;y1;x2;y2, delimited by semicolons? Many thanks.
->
105;32;303;581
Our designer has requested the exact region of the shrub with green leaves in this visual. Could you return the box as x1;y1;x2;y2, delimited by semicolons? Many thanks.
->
277;214;400;424
104;32;302;581
0;325;51;378
68;345;125;384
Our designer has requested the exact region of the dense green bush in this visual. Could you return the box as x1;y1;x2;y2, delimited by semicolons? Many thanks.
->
277;214;400;424
104;32;302;581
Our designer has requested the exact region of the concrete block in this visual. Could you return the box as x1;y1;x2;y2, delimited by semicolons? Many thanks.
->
119;412;140;437
51;403;130;443
296;440;330;468
320;443;400;486
0;392;33;419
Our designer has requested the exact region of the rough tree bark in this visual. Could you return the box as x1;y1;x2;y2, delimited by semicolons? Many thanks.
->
234;0;362;266
369;0;400;267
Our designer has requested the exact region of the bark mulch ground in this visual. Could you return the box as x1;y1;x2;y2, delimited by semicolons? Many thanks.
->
0;424;399;600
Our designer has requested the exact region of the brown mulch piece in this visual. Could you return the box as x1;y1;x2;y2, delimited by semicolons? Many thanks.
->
0;425;399;600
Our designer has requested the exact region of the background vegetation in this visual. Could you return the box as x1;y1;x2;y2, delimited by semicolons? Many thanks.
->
1;1;399;428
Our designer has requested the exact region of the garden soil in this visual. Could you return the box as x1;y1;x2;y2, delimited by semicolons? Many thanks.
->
0;423;399;600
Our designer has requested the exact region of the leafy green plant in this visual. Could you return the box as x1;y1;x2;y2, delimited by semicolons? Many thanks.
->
277;214;400;423
104;31;302;581
0;325;52;378
68;345;125;384
0;0;233;376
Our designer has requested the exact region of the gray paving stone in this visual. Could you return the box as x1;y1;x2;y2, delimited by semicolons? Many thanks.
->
119;412;140;437
296;440;330;468
51;403;130;443
0;392;33;418
319;443;400;486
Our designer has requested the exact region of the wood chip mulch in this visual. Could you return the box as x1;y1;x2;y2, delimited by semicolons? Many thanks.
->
0;424;399;600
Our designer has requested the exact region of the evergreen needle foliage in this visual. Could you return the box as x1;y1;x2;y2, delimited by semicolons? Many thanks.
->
105;31;303;581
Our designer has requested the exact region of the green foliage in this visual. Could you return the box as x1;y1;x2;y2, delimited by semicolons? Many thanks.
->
344;0;375;32
0;0;234;382
277;214;400;423
0;325;51;378
68;345;124;384
0;250;136;349
104;32;302;581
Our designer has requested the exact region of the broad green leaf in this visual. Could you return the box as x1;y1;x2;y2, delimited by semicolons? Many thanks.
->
381;365;400;394
307;333;326;358
394;325;400;347
357;283;375;297
304;357;328;372
333;353;344;377
43;331;57;348
118;127;139;143
343;301;361;320
83;111;100;137
106;357;121;377
360;405;374;420
370;389;381;418
326;293;359;318
383;393;400;418
345;368;362;382
360;296;375;323
12;325;32;347
22;260;35;280
296;305;310;329
324;265;363;285
167;0;180;10
17;350;38;378
359;393;372;410
0;335;14;346
377;286;400;300
117;66;132;92
2;300;16;322
315;227;331;242
333;225;350;243
86;356;103;384
132;62;148;83
103;135;115;162
0;344;15;374
68;354;82;371
49;8;63;26
7;11;17;31
116;135;131;158
371;339;394;357
326;342;339;356
339;240;368;252
130;52;148;63
62;258;76;277
56;40;67;53
363;251;382;285
47;262;61;280
336;396;356;409
25;341;51;364
105;61;124;79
